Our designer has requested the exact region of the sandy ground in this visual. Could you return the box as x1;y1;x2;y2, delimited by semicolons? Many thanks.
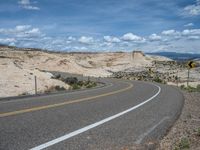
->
157;91;200;150
0;58;69;97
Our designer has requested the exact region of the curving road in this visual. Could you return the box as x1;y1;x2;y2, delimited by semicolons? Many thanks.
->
0;78;184;150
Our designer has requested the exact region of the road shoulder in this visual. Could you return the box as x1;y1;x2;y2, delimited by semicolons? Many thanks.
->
157;91;200;150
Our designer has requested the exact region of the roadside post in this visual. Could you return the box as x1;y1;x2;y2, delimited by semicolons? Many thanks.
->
187;61;195;87
35;76;37;95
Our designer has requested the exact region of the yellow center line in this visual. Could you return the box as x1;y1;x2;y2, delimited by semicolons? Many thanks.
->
0;82;133;118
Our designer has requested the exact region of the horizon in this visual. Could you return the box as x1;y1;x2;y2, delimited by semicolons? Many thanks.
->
0;0;200;53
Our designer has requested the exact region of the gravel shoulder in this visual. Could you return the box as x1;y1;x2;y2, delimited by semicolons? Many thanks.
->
157;91;200;150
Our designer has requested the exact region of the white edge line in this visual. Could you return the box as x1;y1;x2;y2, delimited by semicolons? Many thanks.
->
30;83;161;150
135;116;170;144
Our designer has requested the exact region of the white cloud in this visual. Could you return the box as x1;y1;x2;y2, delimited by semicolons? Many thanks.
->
0;38;16;43
18;0;40;10
121;33;145;42
188;36;199;40
0;25;44;38
78;36;94;44
68;36;76;41
182;0;200;16
18;0;30;5
184;23;194;27
103;36;120;43
182;29;200;35
0;25;31;34
161;29;180;36
149;34;162;41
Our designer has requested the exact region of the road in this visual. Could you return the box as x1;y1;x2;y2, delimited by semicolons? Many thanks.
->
0;78;184;150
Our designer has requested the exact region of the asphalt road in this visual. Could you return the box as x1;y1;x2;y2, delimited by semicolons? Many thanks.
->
0;78;184;150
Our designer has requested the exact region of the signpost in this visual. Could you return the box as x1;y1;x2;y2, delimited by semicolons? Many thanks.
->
187;61;195;87
188;61;195;68
35;76;37;95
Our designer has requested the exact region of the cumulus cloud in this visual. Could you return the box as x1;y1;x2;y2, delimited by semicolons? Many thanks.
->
149;34;162;41
0;25;44;38
18;0;40;10
188;36;199;40
68;36;76;41
0;25;200;53
0;25;31;34
184;23;194;27
121;33;145;42
182;0;200;16
103;36;120;43
78;36;94;44
161;30;180;36
182;29;200;36
0;38;16;44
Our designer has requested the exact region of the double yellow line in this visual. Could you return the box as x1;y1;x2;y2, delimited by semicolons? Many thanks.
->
0;82;133;118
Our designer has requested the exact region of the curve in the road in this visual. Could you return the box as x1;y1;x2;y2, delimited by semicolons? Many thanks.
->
30;83;161;150
0;81;132;118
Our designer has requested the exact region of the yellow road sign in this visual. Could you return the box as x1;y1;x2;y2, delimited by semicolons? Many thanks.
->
188;61;195;68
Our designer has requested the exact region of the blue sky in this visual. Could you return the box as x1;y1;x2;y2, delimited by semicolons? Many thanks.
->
0;0;200;53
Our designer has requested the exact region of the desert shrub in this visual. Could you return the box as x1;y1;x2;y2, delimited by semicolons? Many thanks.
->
186;86;196;92
45;85;66;93
197;128;200;136
180;85;185;89
196;84;200;91
19;92;30;96
71;84;80;90
55;74;61;79
77;81;84;86
86;82;97;88
153;77;163;83
63;77;78;85
54;85;66;91
179;137;190;149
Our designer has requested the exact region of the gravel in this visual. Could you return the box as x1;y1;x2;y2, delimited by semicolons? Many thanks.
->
157;91;200;150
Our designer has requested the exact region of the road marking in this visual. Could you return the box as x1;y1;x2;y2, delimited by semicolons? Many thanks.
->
135;116;170;144
30;84;161;150
0;83;113;104
0;82;132;118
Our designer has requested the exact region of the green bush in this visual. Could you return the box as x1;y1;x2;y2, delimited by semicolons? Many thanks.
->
185;86;196;92
196;84;200;91
55;74;61;79
54;85;66;91
71;84;80;90
180;85;185;89
64;77;78;85
197;128;200;136
179;137;190;149
86;82;97;88
153;77;163;83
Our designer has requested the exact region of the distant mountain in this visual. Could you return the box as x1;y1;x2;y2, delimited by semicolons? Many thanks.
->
146;52;200;61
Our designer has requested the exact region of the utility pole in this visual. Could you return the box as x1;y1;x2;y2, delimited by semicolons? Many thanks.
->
35;76;37;95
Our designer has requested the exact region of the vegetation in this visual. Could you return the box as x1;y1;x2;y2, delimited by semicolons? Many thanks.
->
153;76;166;84
19;92;30;96
52;74;97;90
197;128;200;136
179;137;190;149
44;85;66;93
174;137;190;150
180;84;200;92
